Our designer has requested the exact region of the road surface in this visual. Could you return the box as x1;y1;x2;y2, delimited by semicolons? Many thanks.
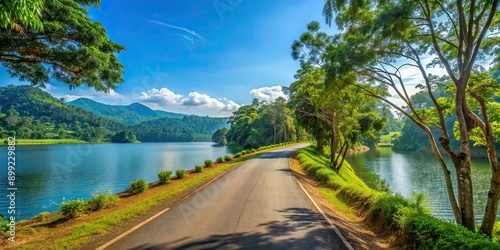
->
101;145;349;250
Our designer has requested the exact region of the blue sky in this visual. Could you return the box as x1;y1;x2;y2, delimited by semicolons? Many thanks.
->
0;0;338;116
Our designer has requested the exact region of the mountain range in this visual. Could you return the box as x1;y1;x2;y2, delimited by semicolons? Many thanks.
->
68;98;185;125
0;85;229;143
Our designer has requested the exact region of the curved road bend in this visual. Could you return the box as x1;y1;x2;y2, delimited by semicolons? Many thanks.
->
100;144;349;250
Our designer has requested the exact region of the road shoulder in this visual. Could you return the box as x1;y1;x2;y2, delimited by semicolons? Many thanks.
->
289;153;395;250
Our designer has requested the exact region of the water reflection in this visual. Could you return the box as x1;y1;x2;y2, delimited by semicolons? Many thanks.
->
346;148;496;223
0;142;232;220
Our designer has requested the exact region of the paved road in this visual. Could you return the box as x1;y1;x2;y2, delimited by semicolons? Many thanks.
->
102;145;349;250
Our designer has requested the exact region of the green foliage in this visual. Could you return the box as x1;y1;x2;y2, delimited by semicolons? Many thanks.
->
234;153;242;158
127;179;148;194
69;98;184;125
224;155;233;161
111;130;136;143
216;156;226;163
130;115;229;142
0;214;9;232
0;85;125;141
212;127;228;146
402;215;500;250
204;159;213;167
32;212;50;222
226;98;296;150
297;145;499;248
60;199;87;218
195;165;203;173
0;0;125;91
87;190;119;211
0;0;44;33
176;169;187;179
157;170;173;184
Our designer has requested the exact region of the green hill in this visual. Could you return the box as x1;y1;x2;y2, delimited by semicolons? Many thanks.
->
0;85;125;141
68;98;184;125
0;85;230;143
131;115;230;142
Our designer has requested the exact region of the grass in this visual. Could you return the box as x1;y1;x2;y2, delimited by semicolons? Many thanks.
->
49;154;256;249
12;146;279;249
7;139;88;145
377;132;400;147
9;142;298;249
295;145;500;249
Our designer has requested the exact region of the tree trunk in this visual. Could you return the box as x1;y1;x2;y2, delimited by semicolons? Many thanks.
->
336;141;349;173
329;114;338;168
334;140;347;168
422;126;462;224
455;90;475;231
477;96;500;235
316;137;324;153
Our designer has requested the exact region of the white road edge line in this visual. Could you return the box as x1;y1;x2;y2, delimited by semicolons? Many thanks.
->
95;206;170;250
289;151;355;250
96;151;259;250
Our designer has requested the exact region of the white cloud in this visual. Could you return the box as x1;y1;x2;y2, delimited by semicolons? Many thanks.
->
62;95;81;102
150;20;204;44
250;86;287;103
138;87;240;116
59;89;124;102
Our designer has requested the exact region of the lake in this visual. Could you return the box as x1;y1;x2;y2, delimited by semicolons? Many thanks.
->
346;147;497;223
0;142;232;220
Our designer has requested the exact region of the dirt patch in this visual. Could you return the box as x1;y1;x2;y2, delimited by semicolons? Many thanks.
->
289;153;394;250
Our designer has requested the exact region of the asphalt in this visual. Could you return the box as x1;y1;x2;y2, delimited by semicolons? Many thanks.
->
101;145;349;250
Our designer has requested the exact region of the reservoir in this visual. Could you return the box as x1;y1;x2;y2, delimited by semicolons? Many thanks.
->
0;142;232;220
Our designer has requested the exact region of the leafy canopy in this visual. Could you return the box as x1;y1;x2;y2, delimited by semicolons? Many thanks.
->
0;0;125;92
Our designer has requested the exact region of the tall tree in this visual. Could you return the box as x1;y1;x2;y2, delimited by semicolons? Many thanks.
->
0;0;125;92
323;0;500;234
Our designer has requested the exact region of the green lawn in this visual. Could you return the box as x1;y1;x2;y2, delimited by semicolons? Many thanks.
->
5;139;88;145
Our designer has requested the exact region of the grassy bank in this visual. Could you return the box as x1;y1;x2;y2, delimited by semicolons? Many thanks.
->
3;142;295;249
296;145;500;249
4;139;88;145
377;132;400;148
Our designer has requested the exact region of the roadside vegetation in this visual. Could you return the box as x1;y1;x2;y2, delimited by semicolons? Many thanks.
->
0;142;292;249
296;145;500;249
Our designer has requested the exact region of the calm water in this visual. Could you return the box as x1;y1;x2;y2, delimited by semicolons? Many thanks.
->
346;148;496;223
0;142;232;220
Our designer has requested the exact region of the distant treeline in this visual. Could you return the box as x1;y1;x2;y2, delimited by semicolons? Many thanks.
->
0;85;228;143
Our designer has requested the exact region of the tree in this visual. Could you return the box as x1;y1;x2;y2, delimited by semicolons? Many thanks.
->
111;130;136;143
290;22;386;172
212;128;229;146
0;0;125;92
323;0;500;234
0;0;44;33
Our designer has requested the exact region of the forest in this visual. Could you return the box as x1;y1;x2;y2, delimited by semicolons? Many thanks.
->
0;85;229;143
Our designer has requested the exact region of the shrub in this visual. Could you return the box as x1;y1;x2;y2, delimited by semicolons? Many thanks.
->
234;152;242;158
128;179;149;194
241;150;247;155
204;159;213;167
32;212;51;222
251;149;256;153
157;170;173;184
195;165;203;173
216;156;225;163
87;190;119;211
61;199;87;218
176;169;187;179
224;155;233;161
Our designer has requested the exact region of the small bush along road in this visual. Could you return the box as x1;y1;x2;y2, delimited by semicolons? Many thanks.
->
99;144;349;249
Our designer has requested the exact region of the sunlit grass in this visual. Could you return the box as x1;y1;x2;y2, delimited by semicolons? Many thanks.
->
10;139;87;145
